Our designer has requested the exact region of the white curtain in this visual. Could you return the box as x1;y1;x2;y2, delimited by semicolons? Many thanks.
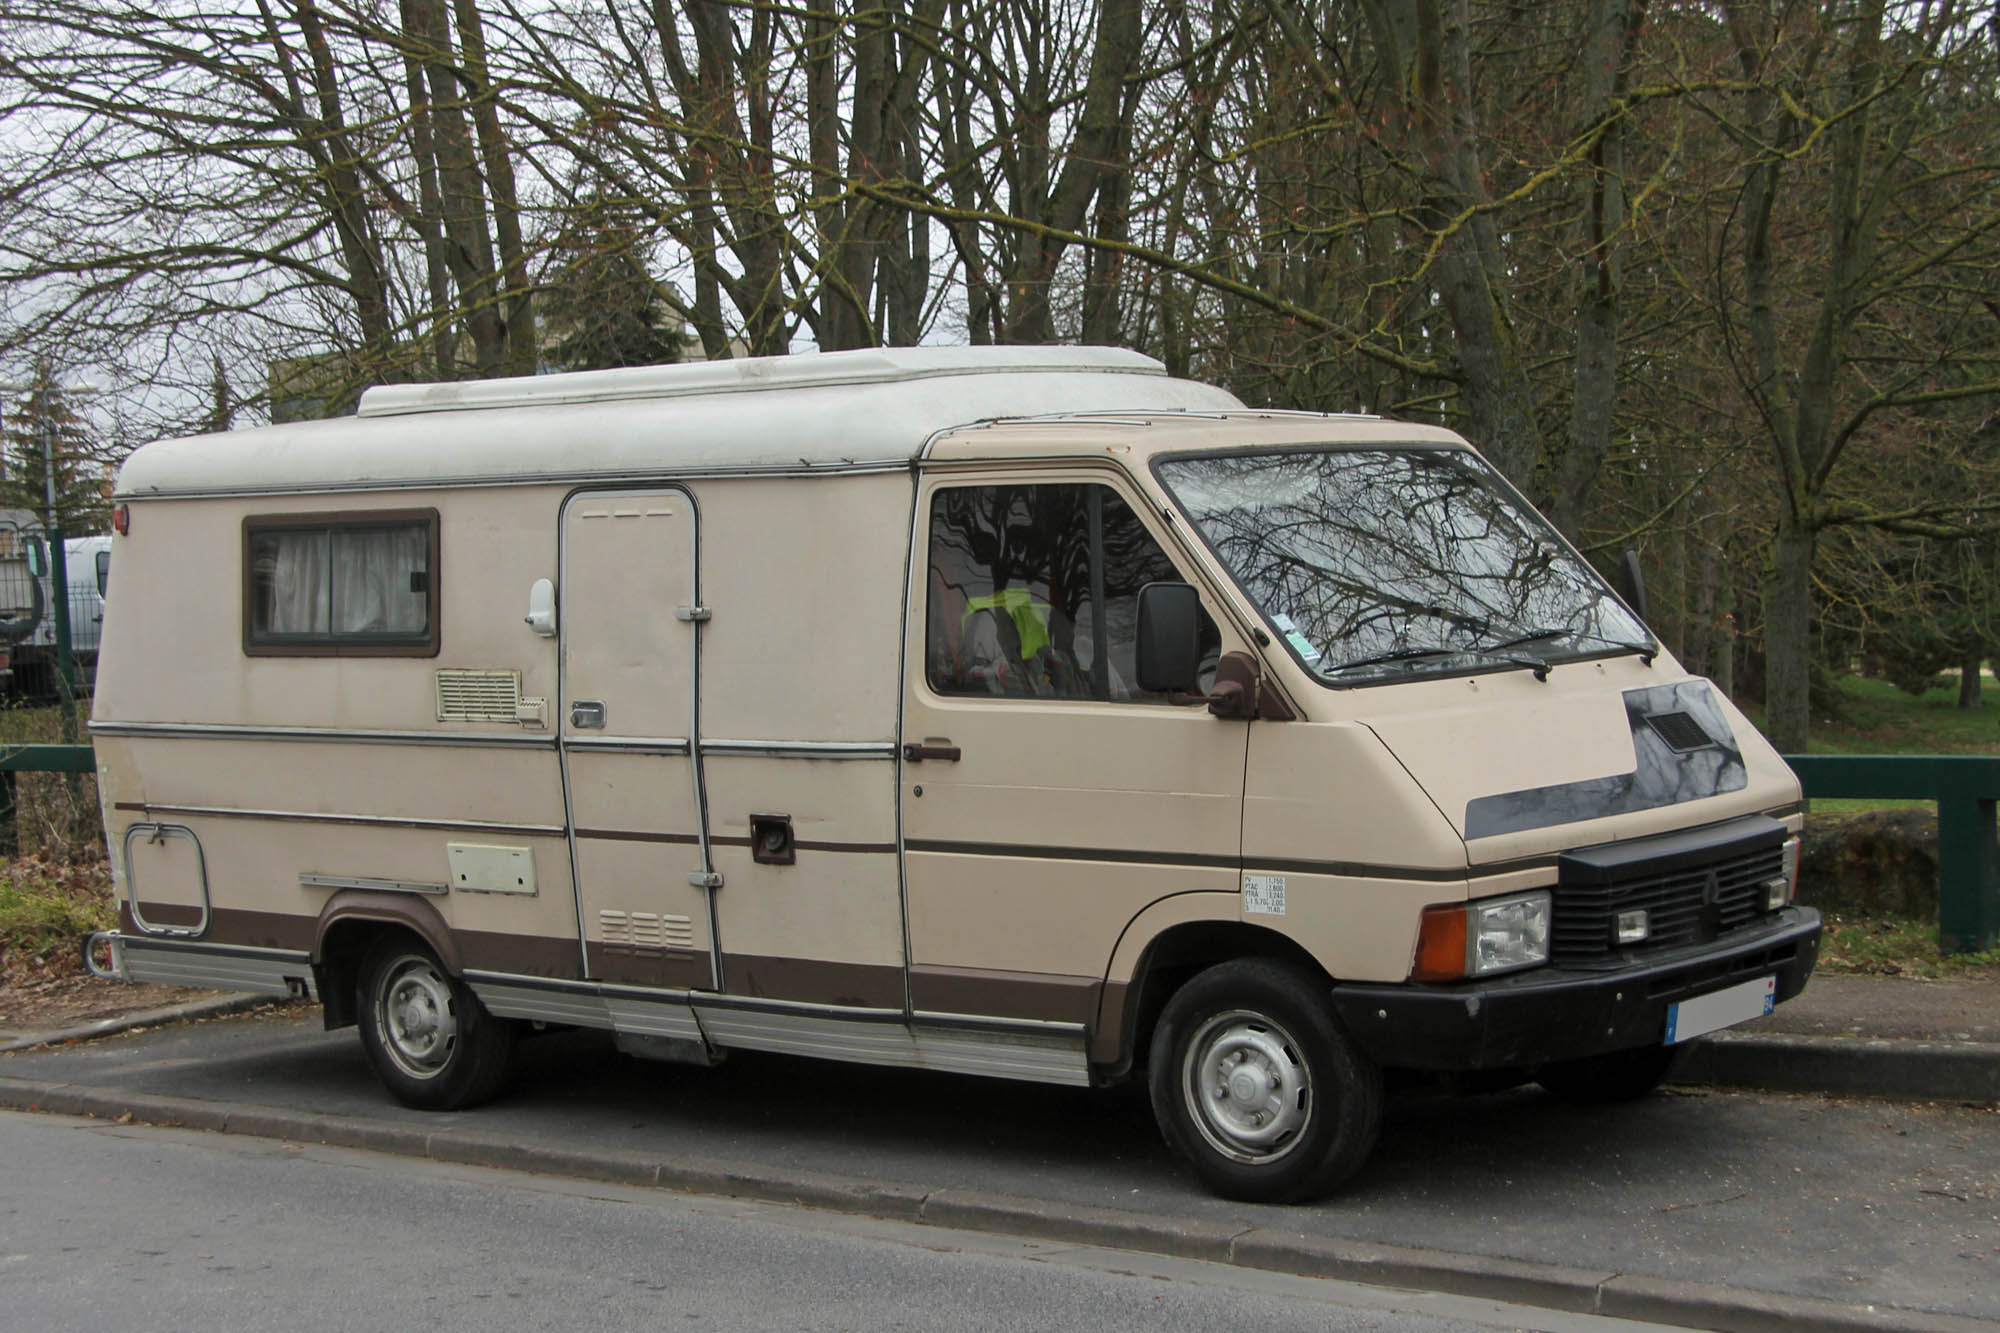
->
256;525;425;637
331;527;426;634
263;531;329;634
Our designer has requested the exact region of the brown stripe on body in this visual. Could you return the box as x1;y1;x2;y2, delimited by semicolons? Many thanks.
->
908;964;1099;1025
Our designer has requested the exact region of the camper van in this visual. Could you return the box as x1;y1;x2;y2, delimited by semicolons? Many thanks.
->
85;347;1819;1202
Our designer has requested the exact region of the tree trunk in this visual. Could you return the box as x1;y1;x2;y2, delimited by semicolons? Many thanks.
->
278;0;394;391
398;32;457;379
1959;653;1983;710
403;0;506;375
449;0;536;376
1000;0;1140;343
1550;0;1646;542
1763;517;1816;752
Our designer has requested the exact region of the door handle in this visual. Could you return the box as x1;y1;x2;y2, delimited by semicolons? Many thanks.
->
570;700;606;729
902;739;961;763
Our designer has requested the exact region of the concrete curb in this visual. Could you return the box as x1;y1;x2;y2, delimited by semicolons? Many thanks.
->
0;1076;1989;1333
0;995;279;1054
1674;1032;2000;1102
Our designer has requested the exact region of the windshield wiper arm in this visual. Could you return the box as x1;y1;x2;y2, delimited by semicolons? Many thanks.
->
1482;624;1659;666
1481;626;1568;652
1324;644;1550;681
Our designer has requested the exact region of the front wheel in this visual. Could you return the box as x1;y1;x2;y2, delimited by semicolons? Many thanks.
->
1148;959;1383;1204
357;937;516;1110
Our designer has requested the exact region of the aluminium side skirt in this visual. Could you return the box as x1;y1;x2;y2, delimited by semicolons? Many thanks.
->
467;971;1091;1087
86;934;1091;1087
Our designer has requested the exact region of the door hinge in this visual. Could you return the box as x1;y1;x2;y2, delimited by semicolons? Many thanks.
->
688;871;724;890
675;605;713;623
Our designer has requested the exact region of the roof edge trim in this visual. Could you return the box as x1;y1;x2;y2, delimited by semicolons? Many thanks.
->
357;346;1166;419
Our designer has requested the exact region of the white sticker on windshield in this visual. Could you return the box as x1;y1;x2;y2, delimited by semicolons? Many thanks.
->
1243;873;1287;916
1269;612;1322;665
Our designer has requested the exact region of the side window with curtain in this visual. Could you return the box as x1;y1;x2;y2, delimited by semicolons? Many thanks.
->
926;482;1218;701
244;510;439;656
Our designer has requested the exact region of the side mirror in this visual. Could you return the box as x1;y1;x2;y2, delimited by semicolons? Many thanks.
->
1617;547;1650;625
524;577;557;637
1134;582;1201;693
23;536;46;579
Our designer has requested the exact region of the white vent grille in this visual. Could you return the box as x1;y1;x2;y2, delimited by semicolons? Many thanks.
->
600;911;696;953
436;669;521;722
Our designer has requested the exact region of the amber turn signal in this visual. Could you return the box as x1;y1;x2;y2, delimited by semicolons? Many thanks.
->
1411;903;1469;981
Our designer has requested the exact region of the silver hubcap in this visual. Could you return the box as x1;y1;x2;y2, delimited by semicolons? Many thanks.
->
1182;1009;1312;1165
377;957;458;1080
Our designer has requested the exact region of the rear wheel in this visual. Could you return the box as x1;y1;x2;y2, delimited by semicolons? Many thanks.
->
356;937;515;1110
1148;958;1383;1204
1536;1042;1681;1104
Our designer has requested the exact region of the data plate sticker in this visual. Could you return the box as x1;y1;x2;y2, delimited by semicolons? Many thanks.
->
1243;874;1287;916
1665;974;1775;1044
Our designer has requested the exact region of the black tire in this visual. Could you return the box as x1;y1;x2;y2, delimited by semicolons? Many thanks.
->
356;937;516;1110
1536;1041;1683;1105
1147;958;1384;1204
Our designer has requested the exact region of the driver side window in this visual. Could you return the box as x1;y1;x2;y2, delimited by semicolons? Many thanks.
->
925;482;1218;701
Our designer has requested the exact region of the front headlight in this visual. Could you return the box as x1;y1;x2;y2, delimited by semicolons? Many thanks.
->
1472;891;1552;975
1765;835;1802;911
1412;889;1552;981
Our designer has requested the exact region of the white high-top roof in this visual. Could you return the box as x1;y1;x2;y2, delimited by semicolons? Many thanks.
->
115;346;1246;499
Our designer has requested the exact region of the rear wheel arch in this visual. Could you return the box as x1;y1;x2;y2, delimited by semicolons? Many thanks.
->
313;892;460;1030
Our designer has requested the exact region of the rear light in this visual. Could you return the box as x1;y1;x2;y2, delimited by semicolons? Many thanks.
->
1412;890;1553;981
113;504;130;536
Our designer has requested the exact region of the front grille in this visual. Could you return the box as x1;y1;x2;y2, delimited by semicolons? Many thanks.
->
1552;841;1784;962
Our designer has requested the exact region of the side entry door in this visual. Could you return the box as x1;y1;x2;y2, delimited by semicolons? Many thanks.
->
900;473;1251;1032
559;487;721;991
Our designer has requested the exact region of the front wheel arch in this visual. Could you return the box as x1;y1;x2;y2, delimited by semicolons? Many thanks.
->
1097;916;1326;1074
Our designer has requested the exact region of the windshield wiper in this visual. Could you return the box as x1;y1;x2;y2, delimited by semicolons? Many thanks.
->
1323;644;1550;681
1574;628;1658;664
1481;624;1659;666
1481;626;1569;652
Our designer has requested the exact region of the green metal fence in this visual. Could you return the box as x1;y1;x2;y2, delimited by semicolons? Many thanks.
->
1783;754;1999;954
0;742;96;857
6;744;1993;952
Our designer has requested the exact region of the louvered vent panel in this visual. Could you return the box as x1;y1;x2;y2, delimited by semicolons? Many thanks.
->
436;669;521;722
599;911;696;954
1645;711;1714;752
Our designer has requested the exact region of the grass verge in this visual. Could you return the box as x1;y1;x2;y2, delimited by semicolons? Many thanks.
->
0;856;114;983
1816;913;2000;980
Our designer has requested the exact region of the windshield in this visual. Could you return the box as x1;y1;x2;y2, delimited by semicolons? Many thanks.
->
1155;447;1651;684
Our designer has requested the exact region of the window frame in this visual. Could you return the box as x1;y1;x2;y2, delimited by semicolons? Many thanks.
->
242;507;441;658
921;475;1216;705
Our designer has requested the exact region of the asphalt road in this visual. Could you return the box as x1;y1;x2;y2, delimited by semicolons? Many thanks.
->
1;1110;1673;1332
4;1008;1997;1325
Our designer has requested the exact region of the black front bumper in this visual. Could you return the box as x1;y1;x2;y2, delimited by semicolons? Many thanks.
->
1328;907;1821;1071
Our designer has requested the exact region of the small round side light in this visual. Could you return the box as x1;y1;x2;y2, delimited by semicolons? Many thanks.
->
112;504;130;536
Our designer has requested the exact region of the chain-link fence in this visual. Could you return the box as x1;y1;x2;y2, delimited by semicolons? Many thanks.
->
0;518;107;860
0;519;108;701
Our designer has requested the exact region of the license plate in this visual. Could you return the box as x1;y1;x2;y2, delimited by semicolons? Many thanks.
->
1664;975;1776;1044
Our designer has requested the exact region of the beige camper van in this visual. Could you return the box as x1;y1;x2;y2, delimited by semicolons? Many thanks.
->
86;347;1819;1202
